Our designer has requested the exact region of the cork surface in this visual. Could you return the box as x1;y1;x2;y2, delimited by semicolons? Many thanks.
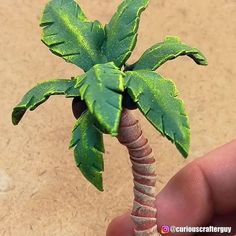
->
0;0;235;235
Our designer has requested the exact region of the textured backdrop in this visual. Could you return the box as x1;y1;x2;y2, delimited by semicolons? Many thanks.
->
0;0;235;235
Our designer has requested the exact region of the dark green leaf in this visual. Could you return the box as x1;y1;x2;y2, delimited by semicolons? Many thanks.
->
129;36;208;71
103;0;149;67
40;0;106;71
75;62;125;136
125;70;190;157
12;79;79;125
70;111;105;191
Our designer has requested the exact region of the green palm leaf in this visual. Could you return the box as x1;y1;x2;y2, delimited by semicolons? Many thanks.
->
125;70;190;157
70;111;104;191
75;62;124;136
103;0;149;68
129;36;208;71
12;79;78;125
40;0;106;72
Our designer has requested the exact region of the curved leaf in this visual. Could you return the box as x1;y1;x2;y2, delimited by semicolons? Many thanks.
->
40;0;106;71
75;62;125;136
103;0;149;67
12;79;79;125
125;70;190;157
70;111;104;191
129;36;208;71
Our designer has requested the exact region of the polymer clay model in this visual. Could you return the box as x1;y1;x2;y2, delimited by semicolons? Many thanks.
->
12;0;207;235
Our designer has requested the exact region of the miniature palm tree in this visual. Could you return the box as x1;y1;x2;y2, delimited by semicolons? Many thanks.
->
12;0;207;235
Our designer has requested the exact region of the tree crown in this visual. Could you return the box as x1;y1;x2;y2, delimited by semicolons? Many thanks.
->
12;0;207;190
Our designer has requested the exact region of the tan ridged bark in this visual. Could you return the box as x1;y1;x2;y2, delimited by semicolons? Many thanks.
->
117;109;161;236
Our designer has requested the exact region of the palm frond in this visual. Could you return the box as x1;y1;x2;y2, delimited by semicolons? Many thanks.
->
103;0;149;67
125;70;190;157
12;79;79;125
40;0;106;71
128;36;208;71
70;111;104;191
75;62;125;136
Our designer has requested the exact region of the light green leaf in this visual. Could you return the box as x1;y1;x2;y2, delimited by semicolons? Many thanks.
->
125;70;190;157
70;111;105;191
75;62;125;136
12;79;79;125
40;0;106;71
129;36;208;71
103;0;149;67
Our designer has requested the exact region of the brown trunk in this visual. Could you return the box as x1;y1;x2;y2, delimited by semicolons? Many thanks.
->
117;109;161;236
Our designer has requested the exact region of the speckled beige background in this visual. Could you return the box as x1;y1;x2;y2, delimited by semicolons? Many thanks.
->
0;0;235;235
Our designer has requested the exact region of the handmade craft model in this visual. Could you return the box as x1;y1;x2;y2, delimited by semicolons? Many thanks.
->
12;0;207;235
